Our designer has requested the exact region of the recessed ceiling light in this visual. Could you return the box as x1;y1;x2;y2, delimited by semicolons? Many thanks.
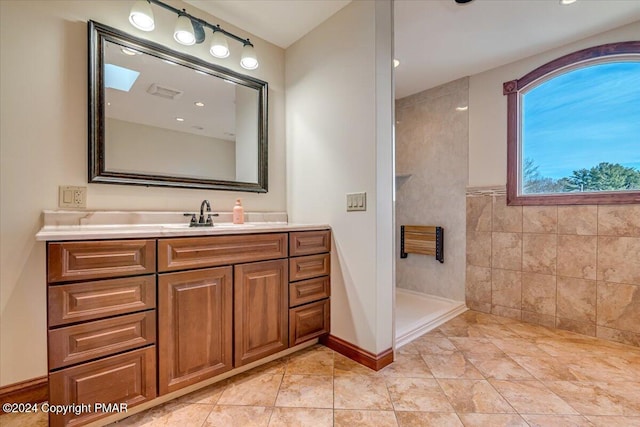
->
121;47;141;56
194;101;205;107
456;106;469;111
560;0;577;4
393;59;400;68
176;117;185;122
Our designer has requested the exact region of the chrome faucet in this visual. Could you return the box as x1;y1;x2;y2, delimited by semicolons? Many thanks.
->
183;199;218;227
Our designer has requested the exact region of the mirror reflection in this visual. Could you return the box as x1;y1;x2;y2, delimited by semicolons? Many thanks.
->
89;21;268;192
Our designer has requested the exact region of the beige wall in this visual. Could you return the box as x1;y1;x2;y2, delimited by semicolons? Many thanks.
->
286;0;395;355
395;78;468;301
0;0;285;386
466;21;640;346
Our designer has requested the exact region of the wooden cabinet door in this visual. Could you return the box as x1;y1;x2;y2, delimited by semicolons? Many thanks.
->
234;259;288;366
158;267;233;395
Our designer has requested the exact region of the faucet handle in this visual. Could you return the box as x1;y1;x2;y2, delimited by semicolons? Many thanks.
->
206;213;219;225
183;213;197;226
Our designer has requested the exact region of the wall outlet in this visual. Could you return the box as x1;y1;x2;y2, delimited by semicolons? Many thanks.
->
59;186;87;208
346;192;366;212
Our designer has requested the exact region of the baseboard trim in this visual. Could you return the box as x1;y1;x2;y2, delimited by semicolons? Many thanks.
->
320;334;393;371
0;376;48;414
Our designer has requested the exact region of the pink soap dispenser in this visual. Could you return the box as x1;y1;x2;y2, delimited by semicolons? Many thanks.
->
233;198;244;224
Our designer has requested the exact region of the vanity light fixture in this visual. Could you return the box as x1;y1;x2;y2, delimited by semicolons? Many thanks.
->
128;0;259;69
129;0;155;31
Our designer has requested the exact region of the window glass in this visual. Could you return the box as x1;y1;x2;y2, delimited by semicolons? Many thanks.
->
521;61;640;195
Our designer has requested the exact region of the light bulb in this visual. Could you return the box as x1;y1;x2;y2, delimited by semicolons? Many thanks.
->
210;31;230;58
240;44;258;70
129;0;154;32
174;14;195;46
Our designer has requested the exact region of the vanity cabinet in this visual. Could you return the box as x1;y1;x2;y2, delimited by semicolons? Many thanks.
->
45;228;330;426
46;240;157;427
234;259;288;366
288;231;331;346
158;267;233;394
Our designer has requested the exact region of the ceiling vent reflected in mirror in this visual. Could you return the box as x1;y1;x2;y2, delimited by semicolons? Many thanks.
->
146;83;183;100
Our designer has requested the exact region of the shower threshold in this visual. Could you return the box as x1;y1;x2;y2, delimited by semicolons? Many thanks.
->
395;288;467;348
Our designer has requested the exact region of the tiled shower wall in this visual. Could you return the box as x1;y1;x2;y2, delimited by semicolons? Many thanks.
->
466;189;640;347
395;78;468;301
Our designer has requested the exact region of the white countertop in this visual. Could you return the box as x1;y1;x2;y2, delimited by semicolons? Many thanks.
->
35;210;330;241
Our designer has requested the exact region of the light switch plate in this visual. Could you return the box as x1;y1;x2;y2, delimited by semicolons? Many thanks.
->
347;192;366;212
59;186;87;208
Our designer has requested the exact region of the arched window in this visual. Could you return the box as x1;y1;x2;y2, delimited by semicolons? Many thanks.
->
504;41;640;205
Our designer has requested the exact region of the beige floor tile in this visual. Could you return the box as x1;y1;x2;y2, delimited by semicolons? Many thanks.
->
411;336;458;355
274;374;333;408
100;309;640;426
268;407;333;426
176;381;227;405
586;415;640;426
334;375;393;410
378;353;433;378
491;338;555;357
285;346;334;376
334;353;381;377
521;414;595;427
334;410;398;427
546;381;640;416
456;413;528;426
0;411;48;427
448;337;506;356
386;377;454;412
395;411;463;427
115;401;213;426
217;374;283;406
467;355;534;380
511;356;583;381
202;405;272;427
437;379;515;414
490;380;578;415
421;352;484;379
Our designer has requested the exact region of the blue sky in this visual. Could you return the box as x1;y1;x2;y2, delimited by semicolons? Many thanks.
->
522;61;640;180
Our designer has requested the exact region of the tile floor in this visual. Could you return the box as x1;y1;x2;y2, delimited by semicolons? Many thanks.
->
3;310;640;426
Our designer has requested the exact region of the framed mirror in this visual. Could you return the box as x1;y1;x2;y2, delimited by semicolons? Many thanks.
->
89;21;268;192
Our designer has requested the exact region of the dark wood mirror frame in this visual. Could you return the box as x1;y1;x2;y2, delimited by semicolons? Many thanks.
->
504;41;640;206
89;21;268;192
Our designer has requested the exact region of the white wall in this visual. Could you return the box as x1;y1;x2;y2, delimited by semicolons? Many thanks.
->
286;0;395;355
235;86;259;183
469;21;640;187
0;0;285;386
106;118;236;180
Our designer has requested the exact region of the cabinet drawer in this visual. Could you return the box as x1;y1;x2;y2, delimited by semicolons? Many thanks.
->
289;253;330;282
289;230;331;256
48;240;156;283
158;233;287;272
48;311;156;370
48;275;155;327
48;346;156;427
289;299;330;346
289;276;330;308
